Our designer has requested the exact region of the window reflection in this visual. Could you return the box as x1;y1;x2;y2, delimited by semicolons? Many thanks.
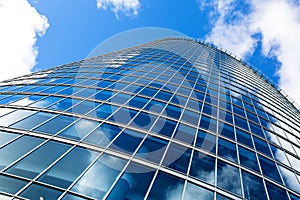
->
183;182;214;200
217;160;242;196
242;170;267;200
147;171;184;200
107;162;155;200
190;151;215;184
71;153;127;199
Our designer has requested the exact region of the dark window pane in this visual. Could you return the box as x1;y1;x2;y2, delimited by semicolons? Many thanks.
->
242;170;267;200
147;171;184;200
218;138;237;163
254;137;272;157
190;151;215;184
195;130;216;153
162;143;191;174
217;160;242;196
10;112;55;130
151;117;177;137
266;181;289;200
136;136;168;163
174;123;196;144
258;155;282;183
236;128;253;148
219;122;235;140
107;162;155;200
238;146;259;172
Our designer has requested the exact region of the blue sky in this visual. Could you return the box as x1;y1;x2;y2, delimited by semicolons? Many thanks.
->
1;0;300;105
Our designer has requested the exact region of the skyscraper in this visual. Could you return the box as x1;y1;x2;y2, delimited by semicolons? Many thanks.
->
0;38;299;200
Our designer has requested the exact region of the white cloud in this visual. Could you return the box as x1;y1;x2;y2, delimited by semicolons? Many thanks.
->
96;0;140;19
202;0;300;105
0;0;49;81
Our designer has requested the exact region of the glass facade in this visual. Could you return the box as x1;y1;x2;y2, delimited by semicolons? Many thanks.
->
0;38;299;200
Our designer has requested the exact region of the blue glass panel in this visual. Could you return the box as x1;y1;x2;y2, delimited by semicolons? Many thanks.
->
151;117;177;137
147;171;184;200
253;137;272;157
232;105;246;118
0;94;27;105
218;138;237;163
236;128;253;148
136;136;168;163
71;100;100;115
128;96;148;109
57;87;74;95
107;162;155;200
6;141;71;179
39;147;98;188
174;123;196;144
180;109;200;125
199;115;217;133
190;151;215;184
0;136;44;170
71;153;127;199
217;160;242;195
58;119;99;140
34;115;76;135
10;95;45;106
246;111;260;124
49;98;80;112
242;170;267;200
266;181;289;200
62;193;87;200
278;165;300;193
109;129;144;155
238;146;259;172
183;182;214;200
162;143;191;173
249;122;265;138
289;193;300;200
109;107;137;124
219;122;235;140
30;96;62;108
110;93;132;104
20;183;63;199
95;90;113;101
94;103;116;119
0;131;18;147
234;115;249;131
165;104;181;120
0;109;36;127
195;130;216;153
83;123;121;148
0;174;28;194
258;155;282;183
10;112;55;130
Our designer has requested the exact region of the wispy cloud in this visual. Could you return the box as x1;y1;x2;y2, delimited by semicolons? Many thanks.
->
0;0;49;81
96;0;140;19
201;0;300;105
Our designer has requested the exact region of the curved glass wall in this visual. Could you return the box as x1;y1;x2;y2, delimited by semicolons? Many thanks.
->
0;38;299;200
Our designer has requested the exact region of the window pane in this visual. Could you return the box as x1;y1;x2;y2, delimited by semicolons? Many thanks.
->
107;162;155;200
162;143;191;174
238;146;259;172
266;181;289;200
38;147;98;188
183;182;214;200
0;131;19;147
58;119;99;140
0;174;28;194
136;136;168;164
190;151;215;184
217;160;242;196
258;155;282;183
71;153;127;199
20;183;63;200
0;110;36;127
0;136;44;170
34;115;76;135
242;170;267;200
218;138;237;163
147;171;184;200
195;130;216;153
10;112;55;130
6;141;71;179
